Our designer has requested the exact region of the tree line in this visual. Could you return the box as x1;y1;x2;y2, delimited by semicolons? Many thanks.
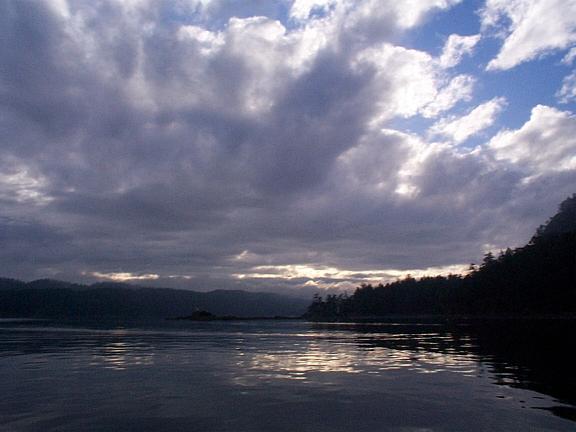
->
306;195;576;320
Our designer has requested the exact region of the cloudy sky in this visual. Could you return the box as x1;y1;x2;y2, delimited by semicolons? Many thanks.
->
1;0;575;296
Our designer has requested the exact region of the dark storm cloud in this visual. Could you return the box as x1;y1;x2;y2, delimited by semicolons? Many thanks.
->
0;0;574;294
251;54;376;194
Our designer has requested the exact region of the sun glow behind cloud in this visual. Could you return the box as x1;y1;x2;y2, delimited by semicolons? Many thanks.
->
233;263;469;289
87;272;161;282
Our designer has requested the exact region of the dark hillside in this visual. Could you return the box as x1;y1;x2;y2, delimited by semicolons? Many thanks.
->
306;195;576;320
0;279;309;319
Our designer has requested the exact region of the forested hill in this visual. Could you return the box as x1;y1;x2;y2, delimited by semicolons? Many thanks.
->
306;194;576;321
0;280;309;319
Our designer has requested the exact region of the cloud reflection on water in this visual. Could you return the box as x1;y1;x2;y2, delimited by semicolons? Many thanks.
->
0;320;574;431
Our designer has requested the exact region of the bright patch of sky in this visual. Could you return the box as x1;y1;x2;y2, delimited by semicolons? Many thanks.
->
400;0;576;135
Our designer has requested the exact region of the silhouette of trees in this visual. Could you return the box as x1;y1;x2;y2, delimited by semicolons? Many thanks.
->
306;195;576;321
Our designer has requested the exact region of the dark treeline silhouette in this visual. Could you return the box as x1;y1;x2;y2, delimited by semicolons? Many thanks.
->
306;195;576;321
0;280;309;319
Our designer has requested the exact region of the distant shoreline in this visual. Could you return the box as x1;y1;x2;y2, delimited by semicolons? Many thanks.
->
169;314;304;321
170;312;576;323
304;314;576;323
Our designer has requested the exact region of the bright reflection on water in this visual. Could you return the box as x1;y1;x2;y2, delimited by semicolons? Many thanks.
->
0;319;574;431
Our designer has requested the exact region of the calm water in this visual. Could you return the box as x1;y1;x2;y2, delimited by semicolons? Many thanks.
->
0;319;574;431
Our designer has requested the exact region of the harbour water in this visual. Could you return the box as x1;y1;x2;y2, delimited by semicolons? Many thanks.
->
0;319;574;431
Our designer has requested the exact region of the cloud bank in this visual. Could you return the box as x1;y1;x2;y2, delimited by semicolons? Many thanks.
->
0;0;575;295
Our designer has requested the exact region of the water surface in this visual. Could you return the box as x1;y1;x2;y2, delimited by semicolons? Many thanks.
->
0;319;574;431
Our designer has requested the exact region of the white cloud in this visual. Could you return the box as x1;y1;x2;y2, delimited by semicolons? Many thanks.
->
429;97;507;143
289;0;336;21
353;45;475;122
562;47;576;65
438;34;481;68
345;0;462;31
482;0;576;70
178;25;224;53
353;45;437;120
289;0;462;29
421;74;476;118
335;128;420;195
556;71;576;103
488;105;576;172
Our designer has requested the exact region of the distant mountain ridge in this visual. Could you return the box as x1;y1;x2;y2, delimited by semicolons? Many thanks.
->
0;279;309;319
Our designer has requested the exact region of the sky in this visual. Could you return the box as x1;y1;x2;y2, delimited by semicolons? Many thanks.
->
1;0;575;297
